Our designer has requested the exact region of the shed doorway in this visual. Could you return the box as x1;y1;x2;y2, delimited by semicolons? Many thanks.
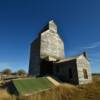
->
40;59;54;76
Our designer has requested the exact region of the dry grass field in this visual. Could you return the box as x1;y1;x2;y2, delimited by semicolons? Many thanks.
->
0;75;100;100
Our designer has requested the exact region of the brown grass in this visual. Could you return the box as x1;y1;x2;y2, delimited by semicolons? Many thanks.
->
18;85;78;100
0;89;16;100
0;75;100;100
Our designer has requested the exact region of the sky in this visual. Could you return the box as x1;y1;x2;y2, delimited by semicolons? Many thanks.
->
0;0;100;73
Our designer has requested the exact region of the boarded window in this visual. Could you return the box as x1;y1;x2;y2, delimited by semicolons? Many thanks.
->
83;69;88;79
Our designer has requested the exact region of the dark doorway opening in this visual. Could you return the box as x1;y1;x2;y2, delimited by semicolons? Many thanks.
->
40;59;54;76
69;68;73;79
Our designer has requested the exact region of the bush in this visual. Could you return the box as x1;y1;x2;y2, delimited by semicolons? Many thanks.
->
2;69;12;75
17;69;26;76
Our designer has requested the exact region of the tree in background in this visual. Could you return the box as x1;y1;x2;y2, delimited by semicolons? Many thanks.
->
17;69;26;77
2;69;12;75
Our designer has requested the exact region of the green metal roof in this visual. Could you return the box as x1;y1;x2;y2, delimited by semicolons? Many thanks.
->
12;77;55;96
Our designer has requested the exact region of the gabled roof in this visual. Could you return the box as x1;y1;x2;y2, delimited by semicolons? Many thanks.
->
56;52;88;63
39;20;57;35
56;56;78;63
39;20;64;41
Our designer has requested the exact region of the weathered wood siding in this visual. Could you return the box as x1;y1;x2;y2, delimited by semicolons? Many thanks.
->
40;21;64;60
55;60;79;84
29;38;40;76
76;55;92;84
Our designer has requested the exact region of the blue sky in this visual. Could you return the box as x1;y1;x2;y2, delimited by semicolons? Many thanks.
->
0;0;100;73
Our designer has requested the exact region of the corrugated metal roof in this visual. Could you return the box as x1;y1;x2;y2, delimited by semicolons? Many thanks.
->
11;77;55;96
56;55;81;63
56;52;88;63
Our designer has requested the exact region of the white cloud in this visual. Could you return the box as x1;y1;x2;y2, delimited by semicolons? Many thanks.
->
0;63;12;71
89;58;100;62
82;41;100;49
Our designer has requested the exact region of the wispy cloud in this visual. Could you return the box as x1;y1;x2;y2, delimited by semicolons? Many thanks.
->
0;63;12;71
82;41;100;49
67;41;100;54
89;58;100;62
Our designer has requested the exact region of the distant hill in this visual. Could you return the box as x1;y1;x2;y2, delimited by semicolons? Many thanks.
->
92;73;100;76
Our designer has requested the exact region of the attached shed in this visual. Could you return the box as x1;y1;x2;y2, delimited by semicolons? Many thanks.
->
55;52;92;85
55;58;79;84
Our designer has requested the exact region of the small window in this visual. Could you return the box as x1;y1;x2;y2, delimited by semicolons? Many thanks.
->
83;69;88;79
